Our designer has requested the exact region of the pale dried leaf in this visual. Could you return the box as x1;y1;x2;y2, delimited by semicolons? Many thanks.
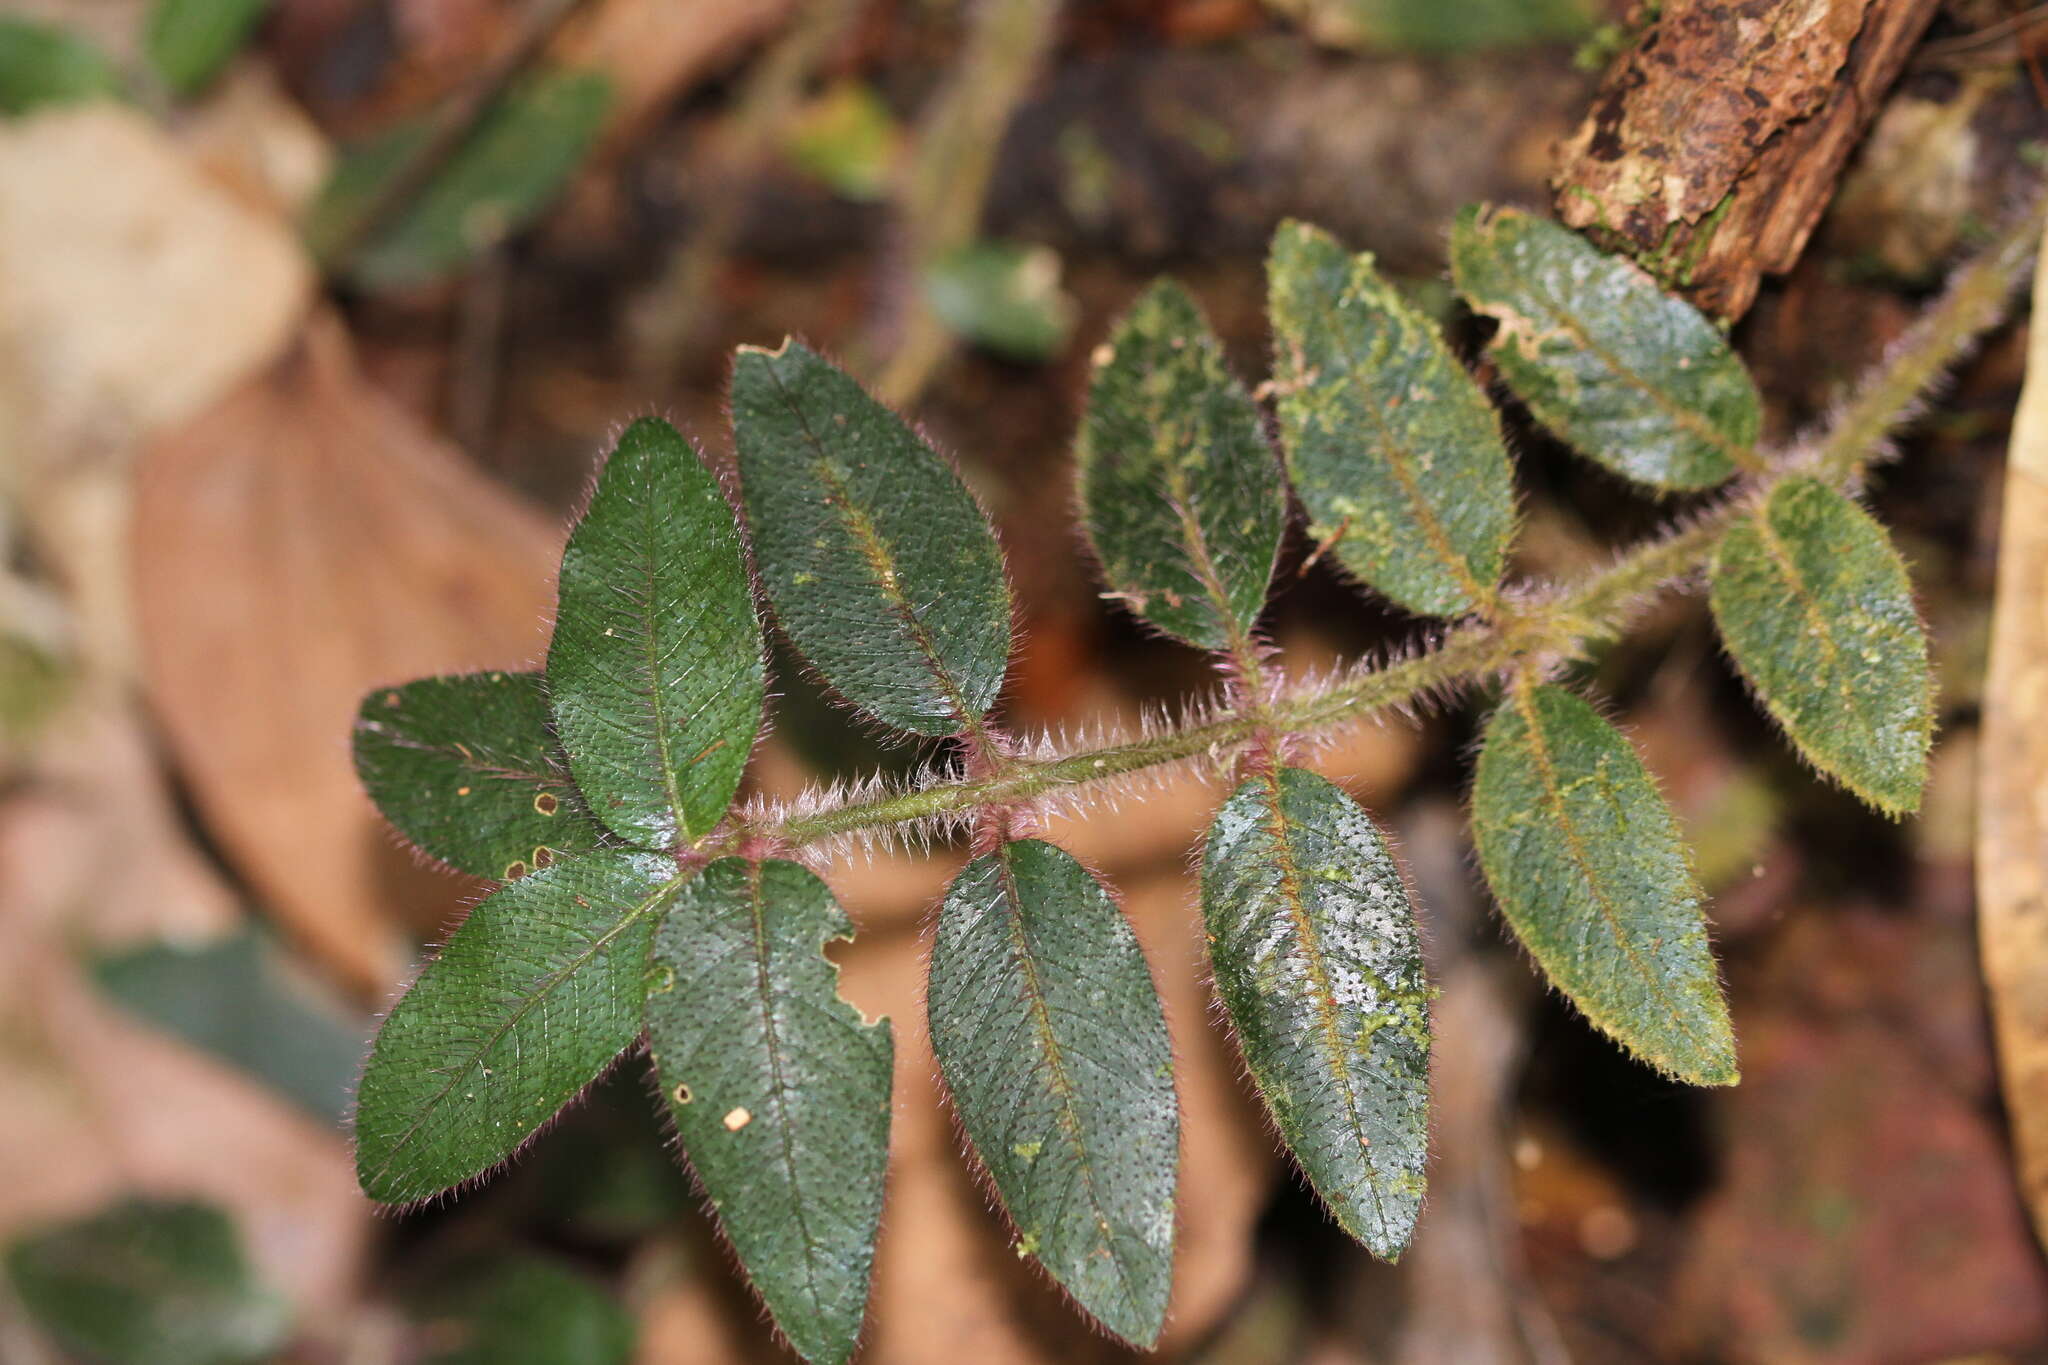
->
0;105;309;448
1979;214;2048;1250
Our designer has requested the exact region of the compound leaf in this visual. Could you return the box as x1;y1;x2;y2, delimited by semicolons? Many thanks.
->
927;839;1177;1347
648;859;891;1365
1078;278;1286;652
1450;204;1758;491
6;1199;289;1365
732;340;1011;736
1201;766;1430;1258
1471;683;1737;1085
355;850;678;1204
1709;477;1932;815
1268;220;1514;618
146;0;268;96
355;671;606;879
549;418;764;849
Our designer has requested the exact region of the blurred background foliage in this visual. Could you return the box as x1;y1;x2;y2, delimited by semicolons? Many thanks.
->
1;0;2047;1361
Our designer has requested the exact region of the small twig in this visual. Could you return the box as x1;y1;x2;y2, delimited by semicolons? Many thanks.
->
628;0;862;384
868;0;1064;408
310;0;595;272
1913;2;2048;69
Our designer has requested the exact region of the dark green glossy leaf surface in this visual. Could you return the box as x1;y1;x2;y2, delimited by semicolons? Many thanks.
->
6;1198;289;1365
732;340;1011;736
94;930;363;1126
1201;766;1430;1257
0;17;120;115
308;69;611;289
927;839;1177;1347
1471;684;1737;1085
648;859;891;1365
1450;205;1758;491
146;0;268;95
354;671;606;879
1078;278;1286;652
548;418;763;848
1709;477;1932;815
1268;220;1514;617
411;1252;634;1365
355;850;677;1204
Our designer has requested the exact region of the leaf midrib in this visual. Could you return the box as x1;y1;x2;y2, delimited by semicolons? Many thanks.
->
1487;229;1748;472
740;861;833;1331
1505;685;1719;1067
1739;494;1902;792
990;846;1144;1327
754;358;980;730
1292;265;1495;611
1254;771;1389;1236
364;871;682;1193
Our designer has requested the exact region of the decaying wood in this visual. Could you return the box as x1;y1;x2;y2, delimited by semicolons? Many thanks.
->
1554;0;1941;318
1981;217;2048;1252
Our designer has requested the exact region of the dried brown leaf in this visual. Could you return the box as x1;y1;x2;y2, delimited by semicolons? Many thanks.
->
133;314;562;993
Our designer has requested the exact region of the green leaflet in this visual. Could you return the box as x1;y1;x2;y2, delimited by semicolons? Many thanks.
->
6;1199;290;1365
648;860;891;1365
1078;278;1286;652
0;17;120;116
95;930;364;1126
927;839;1177;1347
925;240;1078;363
1471;684;1738;1085
146;0;268;96
355;850;678;1204
548;418;764;848
732;340;1012;737
1709;477;1932;815
307;69;612;288
1268;220;1514;618
410;1252;635;1365
1450;205;1758;491
1201;767;1430;1258
355;671;606;878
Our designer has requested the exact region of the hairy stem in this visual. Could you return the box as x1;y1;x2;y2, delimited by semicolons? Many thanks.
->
755;198;2044;852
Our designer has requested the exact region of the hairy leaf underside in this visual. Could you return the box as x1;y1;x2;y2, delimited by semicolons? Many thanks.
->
1471;684;1737;1085
1709;477;1933;815
1268;219;1515;617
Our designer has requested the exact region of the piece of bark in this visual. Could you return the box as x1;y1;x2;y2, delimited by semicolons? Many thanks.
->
1554;0;1941;319
1980;215;2048;1253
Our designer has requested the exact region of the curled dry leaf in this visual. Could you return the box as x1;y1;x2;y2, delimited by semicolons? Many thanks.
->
134;314;563;993
1979;216;2048;1250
